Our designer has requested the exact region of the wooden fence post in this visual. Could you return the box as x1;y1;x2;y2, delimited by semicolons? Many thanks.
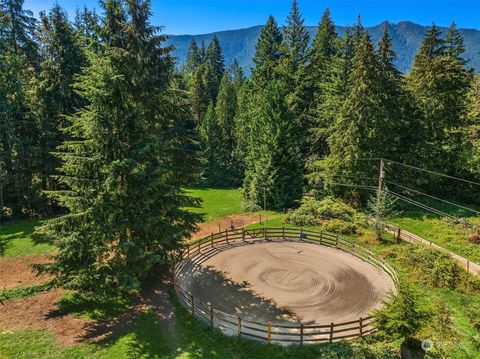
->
336;234;339;247
359;317;363;337
263;227;266;240
467;260;470;273
329;322;334;343
237;317;242;337
218;223;221;233
226;230;229;244
282;226;285;239
191;294;194;315
210;306;214;327
300;324;304;346
211;233;214;247
300;227;303;241
242;228;245;241
197;239;200;253
352;243;355;253
320;231;323;245
267;321;272;343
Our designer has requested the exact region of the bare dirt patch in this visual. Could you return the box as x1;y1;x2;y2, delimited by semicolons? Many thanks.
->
190;213;273;241
0;289;91;345
0;255;52;289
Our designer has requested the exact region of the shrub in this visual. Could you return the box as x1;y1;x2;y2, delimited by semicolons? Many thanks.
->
285;197;361;232
321;219;358;235
391;245;464;290
467;232;480;244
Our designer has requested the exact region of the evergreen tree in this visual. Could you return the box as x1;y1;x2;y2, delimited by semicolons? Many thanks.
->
319;33;400;191
445;22;466;64
190;65;209;123
74;7;101;53
305;8;337;159
251;15;282;87
36;0;200;295
229;58;245;88
281;0;309;73
233;80;256;178
308;28;355;161
200;101;222;183
0;0;38;217
185;37;201;75
205;35;225;103
243;81;303;209
0;0;38;65
33;5;86;196
407;23;471;178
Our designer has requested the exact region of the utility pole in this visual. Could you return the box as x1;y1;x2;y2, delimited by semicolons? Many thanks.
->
263;187;267;227
377;158;385;204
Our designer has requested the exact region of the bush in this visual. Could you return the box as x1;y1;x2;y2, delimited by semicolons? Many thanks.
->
321;219;358;235
467;232;480;244
285;197;361;234
398;246;463;289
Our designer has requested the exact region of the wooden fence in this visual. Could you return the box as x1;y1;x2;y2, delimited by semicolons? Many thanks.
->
173;227;398;345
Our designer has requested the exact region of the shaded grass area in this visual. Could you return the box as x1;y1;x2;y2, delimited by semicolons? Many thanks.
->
184;187;244;221
0;283;52;303
0;219;52;258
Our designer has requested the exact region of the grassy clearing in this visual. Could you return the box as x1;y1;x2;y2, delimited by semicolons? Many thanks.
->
391;210;480;263
0;219;52;258
184;187;244;221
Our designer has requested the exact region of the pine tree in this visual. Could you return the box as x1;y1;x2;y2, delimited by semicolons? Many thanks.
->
36;0;200;295
243;81;303;209
407;23;471;178
185;37;201;75
205;35;225;103
190;65;209;123
0;0;38;217
200;101;223;183
320;33;400;191
281;0;309;73
229;58;245;88
445;22;466;64
74;7;101;53
0;0;38;65
308;27;355;161
251;15;283;87
233;80;256;178
305;8;337;160
33;4;86;196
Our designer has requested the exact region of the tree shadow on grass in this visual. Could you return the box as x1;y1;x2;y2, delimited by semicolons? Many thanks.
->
0;219;43;256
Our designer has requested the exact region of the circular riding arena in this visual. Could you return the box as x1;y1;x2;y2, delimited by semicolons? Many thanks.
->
174;228;397;345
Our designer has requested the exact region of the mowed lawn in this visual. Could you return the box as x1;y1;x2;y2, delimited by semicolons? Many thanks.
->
0;219;53;258
184;187;243;221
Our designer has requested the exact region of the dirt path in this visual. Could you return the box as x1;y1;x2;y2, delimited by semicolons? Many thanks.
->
0;255;52;289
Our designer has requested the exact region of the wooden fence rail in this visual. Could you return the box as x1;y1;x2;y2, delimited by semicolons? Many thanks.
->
173;227;398;345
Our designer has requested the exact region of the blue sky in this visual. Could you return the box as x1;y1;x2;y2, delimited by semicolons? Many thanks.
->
25;0;480;35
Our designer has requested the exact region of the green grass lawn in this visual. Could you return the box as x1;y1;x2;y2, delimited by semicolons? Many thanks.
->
0;219;53;258
184;187;244;221
391;210;480;263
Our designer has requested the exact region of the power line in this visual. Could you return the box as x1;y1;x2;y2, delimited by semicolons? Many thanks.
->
386;180;480;215
383;159;480;187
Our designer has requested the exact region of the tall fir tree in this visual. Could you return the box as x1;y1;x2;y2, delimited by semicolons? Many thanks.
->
189;64;209;123
305;8;337;160
33;4;86;197
243;81;303;209
205;35;225;103
229;57;245;89
445;22;466;64
407;23;472;180
0;0;38;217
36;0;200;295
251;15;283;87
185;37;201;75
318;33;401;193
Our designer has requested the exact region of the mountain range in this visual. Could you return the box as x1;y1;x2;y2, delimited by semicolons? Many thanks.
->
165;21;480;75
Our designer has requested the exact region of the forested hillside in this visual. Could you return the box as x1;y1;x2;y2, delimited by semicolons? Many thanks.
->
167;20;480;73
